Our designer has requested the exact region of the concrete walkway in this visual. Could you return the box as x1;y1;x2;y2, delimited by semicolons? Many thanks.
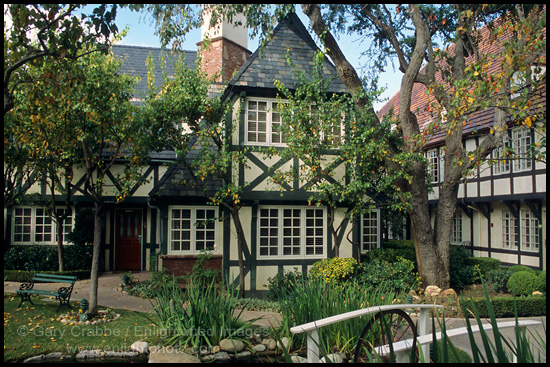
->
4;272;546;362
3;271;281;327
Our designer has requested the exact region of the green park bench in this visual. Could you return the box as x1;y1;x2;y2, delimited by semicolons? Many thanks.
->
17;273;77;311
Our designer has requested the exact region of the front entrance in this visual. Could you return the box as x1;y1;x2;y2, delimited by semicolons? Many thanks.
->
115;209;142;271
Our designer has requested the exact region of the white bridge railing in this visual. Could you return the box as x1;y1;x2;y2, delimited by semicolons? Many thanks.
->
290;304;443;363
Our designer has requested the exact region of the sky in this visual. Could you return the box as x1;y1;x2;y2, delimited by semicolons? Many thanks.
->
103;5;402;112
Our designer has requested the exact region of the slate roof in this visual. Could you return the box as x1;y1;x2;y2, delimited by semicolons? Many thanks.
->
225;12;347;96
112;45;197;103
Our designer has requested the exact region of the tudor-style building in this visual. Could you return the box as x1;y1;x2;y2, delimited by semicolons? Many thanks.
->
5;12;376;295
378;22;546;271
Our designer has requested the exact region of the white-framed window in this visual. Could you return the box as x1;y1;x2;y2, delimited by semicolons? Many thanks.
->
246;99;286;146
501;210;518;249
511;128;532;172
426;149;441;183
258;206;326;258
493;133;511;175
520;209;539;252
12;206;73;245
245;98;344;146
361;210;381;253
168;207;217;254
451;212;463;245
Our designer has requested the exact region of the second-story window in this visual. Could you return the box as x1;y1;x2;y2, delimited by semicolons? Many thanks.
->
426;149;441;183
246;99;286;146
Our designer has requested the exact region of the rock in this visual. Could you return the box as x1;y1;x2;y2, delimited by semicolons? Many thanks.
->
267;339;277;350
148;347;201;363
213;352;231;362
320;353;344;363
76;350;103;359
291;355;308;363
219;338;245;352
277;337;291;352
253;344;266;352
131;341;150;354
442;288;457;297
532;291;543;296
235;351;252;359
425;285;442;297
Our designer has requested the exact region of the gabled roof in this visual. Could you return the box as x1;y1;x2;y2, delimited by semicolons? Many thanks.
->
225;12;347;95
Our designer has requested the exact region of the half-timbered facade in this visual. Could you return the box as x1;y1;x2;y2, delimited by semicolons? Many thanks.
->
5;12;375;294
378;23;546;271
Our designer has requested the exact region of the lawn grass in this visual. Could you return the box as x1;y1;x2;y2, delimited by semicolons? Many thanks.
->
3;293;159;363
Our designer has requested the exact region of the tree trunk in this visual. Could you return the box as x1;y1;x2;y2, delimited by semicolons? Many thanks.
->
230;207;246;298
56;220;65;272
88;204;103;315
407;160;450;289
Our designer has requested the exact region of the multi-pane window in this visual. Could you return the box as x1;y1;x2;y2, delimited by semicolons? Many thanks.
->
493;127;532;175
361;210;380;253
502;210;518;249
245;98;343;146
246;99;286;145
520;210;539;252
426;149;441;183
12;206;73;245
258;207;325;258
451;212;463;245
493;134;511;175
169;207;216;254
512;128;532;172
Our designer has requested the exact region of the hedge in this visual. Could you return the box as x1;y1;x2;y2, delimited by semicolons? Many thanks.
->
463;296;546;318
3;270;91;283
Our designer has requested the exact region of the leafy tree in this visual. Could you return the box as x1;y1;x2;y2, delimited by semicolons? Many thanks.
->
145;4;546;289
272;50;405;259
3;4;131;115
10;50;143;314
139;51;253;298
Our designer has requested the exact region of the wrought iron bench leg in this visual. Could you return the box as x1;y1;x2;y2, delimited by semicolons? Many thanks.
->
18;293;34;308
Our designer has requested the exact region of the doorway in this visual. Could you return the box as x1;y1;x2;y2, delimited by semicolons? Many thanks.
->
115;209;142;271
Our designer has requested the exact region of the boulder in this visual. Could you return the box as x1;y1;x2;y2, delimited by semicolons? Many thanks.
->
425;285;442;297
441;288;457;297
219;338;245;353
253;344;266;352
277;337;291;352
148;348;201;363
130;341;149;354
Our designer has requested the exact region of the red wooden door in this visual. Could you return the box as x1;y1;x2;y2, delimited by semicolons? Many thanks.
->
115;209;142;270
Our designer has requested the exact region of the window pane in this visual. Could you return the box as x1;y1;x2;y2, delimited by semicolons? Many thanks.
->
259;208;278;257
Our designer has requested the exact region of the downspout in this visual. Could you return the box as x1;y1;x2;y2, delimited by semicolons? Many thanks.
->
147;199;163;271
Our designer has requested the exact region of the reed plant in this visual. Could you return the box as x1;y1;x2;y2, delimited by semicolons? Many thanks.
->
148;275;255;350
412;274;545;363
277;275;399;355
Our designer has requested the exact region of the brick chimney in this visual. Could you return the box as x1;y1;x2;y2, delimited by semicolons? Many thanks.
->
198;8;251;83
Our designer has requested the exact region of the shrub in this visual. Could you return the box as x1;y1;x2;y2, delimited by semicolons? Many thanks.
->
309;257;358;284
467;257;500;277
4;245;59;271
507;271;539;296
266;267;306;302
449;245;475;291
356;257;421;294
363;241;416;266
508;265;535;273
484;268;513;293
464;296;546;318
535;271;546;292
